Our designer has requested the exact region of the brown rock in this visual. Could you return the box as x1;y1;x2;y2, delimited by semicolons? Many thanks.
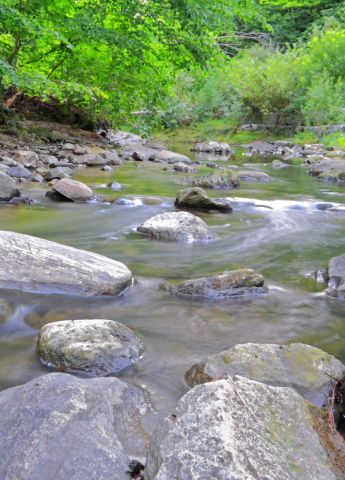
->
52;178;95;202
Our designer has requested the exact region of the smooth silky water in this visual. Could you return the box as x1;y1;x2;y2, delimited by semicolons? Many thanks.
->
1;144;345;432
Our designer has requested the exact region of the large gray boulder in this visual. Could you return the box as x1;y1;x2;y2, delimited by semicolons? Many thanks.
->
44;167;73;180
99;150;123;165
145;375;338;480
137;212;217;241
0;373;150;480
309;159;345;175
38;319;144;375
0;172;19;201
325;252;345;299
7;166;32;179
175;187;232;211
80;153;107;166
0;230;132;296
13;150;39;166
149;150;191;164
52;178;95;202
161;269;266;299
180;169;240;188
185;343;345;407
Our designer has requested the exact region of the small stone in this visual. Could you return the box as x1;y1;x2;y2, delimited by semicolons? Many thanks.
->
174;162;197;173
101;166;113;171
107;181;121;190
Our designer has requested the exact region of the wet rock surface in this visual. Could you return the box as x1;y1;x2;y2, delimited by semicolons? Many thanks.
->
317;170;345;182
161;269;266;299
52;178;95;202
309;159;345;175
175;187;232;211
137;211;217;241
191;141;234;154
325;252;345;299
0;230;132;296
145;375;338;480
150;150;191;164
238;171;270;181
0;373;150;480
185;343;345;407
173;162;197;173
180;169;240;188
38;319;144;375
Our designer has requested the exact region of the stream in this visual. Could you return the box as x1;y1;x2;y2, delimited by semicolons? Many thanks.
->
1;143;345;433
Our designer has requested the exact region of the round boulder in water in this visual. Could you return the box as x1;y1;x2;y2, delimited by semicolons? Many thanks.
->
38;319;144;375
52;178;95;202
137;211;217;241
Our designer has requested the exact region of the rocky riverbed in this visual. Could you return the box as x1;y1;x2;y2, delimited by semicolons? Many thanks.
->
1;125;345;479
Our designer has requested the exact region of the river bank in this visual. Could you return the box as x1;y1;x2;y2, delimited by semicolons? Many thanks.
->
0;121;345;478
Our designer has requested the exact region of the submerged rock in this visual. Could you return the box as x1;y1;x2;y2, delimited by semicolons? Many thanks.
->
145;375;338;480
137;211;217;241
272;159;289;168
174;162;197;173
0;373;150;480
325;252;345;299
238;171;270;181
0;230;132;296
309;159;345;175
38;319;144;375
161;269;266;299
185;343;344;407
175;187;232;211
0;172;20;201
52;178;95;202
180;169;240;189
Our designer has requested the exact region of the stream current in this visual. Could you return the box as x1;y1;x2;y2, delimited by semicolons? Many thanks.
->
1;144;345;432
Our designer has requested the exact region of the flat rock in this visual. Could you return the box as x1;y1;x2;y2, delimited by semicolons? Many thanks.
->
0;373;150;480
39;319;144;375
180;169;240;188
174;162;196;173
145;375;338;480
162;269;266;298
0;230;132;296
149;150;191;164
238;171;270;181
52;178;95;202
185;343;344;407
44;167;73;180
146;143;167;150
0;172;20;201
137;211;217;241
80;153;107;166
309;159;345;175
175;187;232;211
13;150;39;166
324;150;345;159
7;166;32;179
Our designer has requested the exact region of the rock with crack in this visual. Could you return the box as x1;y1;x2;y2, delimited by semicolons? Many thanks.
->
38;319;144;375
51;178;95;202
173;162;197;173
175;187;232;211
238;171;270;181
0;172;20;201
0;373;150;480
185;343;345;408
0;230;132;296
137;211;217;241
145;375;339;480
161;269;266;299
44;167;73;181
180;169;240;189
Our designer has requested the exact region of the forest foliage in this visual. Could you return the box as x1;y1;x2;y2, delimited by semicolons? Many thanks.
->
1;0;345;132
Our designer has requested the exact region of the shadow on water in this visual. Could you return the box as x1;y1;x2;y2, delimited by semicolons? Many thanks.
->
1;143;345;429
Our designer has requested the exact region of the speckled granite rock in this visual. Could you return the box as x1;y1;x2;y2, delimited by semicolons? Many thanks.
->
38;319;144;375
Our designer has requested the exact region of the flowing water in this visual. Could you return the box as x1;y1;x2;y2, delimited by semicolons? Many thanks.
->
1;144;345;433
